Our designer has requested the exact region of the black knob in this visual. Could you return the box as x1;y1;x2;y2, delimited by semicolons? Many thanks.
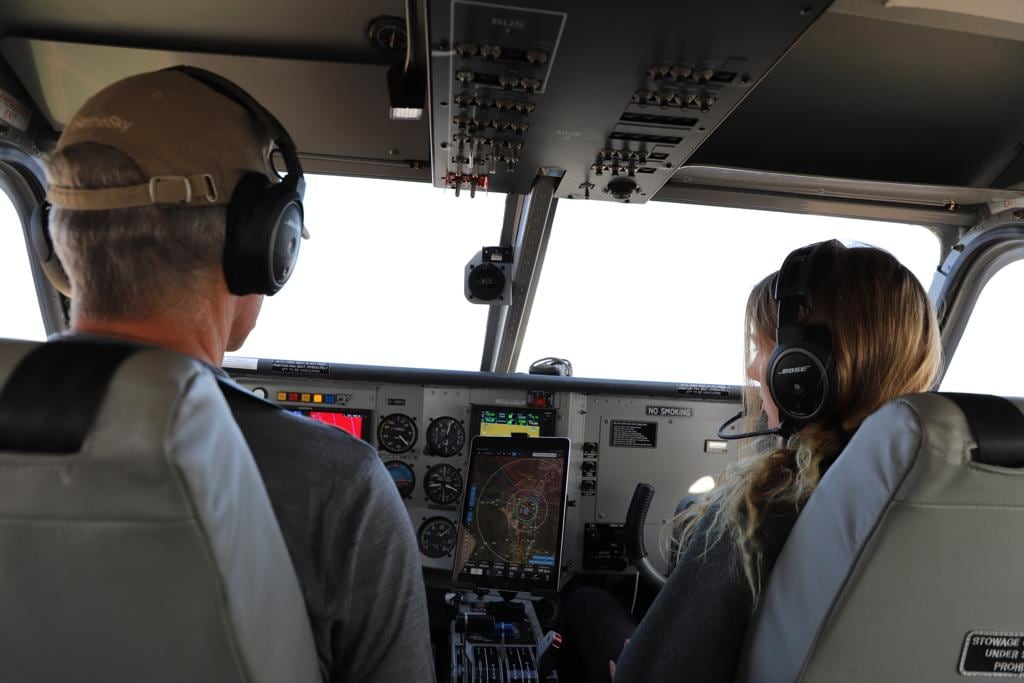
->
606;176;637;201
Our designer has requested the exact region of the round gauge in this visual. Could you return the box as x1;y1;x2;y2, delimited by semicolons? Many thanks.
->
384;460;416;499
417;517;457;559
426;416;466;457
424;464;464;505
377;413;418;454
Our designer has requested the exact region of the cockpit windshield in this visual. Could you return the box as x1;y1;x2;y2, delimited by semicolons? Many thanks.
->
236;174;505;370
231;174;939;383
518;199;940;383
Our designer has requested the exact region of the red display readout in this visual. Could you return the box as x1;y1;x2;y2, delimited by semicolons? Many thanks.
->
307;411;364;439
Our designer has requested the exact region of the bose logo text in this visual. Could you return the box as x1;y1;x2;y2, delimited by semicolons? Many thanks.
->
778;366;811;375
491;17;526;29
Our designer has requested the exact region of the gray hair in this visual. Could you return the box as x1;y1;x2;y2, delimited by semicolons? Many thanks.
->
45;142;227;320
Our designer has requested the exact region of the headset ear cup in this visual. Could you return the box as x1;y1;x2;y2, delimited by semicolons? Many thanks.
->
252;182;303;294
223;172;304;296
767;341;834;425
28;202;72;297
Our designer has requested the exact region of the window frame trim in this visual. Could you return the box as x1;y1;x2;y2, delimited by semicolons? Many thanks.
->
929;219;1024;387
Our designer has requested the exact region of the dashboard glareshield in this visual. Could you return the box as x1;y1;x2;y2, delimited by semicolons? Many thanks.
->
453;436;571;593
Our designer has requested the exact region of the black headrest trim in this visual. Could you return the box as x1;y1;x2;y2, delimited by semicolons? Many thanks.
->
940;392;1024;468
0;341;142;454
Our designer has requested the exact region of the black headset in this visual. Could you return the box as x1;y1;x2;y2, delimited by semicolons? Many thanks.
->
766;239;842;432
29;65;305;298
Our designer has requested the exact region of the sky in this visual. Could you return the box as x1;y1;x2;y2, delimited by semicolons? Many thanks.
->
2;174;1019;394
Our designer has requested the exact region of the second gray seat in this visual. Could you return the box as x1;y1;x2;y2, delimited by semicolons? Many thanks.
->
737;392;1024;682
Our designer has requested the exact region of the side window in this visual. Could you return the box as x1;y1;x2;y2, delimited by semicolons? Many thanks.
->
0;194;45;340
940;259;1024;395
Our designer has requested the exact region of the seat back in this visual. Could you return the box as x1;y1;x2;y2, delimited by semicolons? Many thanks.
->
737;392;1024;682
0;339;319;683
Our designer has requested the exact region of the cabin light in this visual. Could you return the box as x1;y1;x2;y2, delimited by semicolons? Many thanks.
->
389;106;424;121
704;439;729;454
688;476;716;494
386;0;426;121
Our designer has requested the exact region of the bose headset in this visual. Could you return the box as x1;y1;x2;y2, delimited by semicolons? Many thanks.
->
718;239;842;440
29;65;305;298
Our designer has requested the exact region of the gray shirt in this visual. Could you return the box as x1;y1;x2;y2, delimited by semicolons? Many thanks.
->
219;379;434;683
57;332;434;681
613;504;798;682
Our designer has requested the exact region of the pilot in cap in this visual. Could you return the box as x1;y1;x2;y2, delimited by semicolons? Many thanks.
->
47;69;288;215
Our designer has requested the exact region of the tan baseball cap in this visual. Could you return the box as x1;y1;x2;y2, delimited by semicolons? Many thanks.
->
47;69;276;210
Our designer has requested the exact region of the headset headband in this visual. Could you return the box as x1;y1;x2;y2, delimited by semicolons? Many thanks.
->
773;239;842;344
46;67;306;212
168;66;305;195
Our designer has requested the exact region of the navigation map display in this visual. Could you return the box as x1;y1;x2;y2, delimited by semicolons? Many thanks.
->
453;436;571;593
471;405;556;438
290;408;372;441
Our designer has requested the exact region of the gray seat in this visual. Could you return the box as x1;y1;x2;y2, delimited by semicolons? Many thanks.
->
736;392;1024;682
0;339;319;683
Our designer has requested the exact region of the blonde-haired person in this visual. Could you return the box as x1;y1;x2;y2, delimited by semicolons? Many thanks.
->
607;240;941;682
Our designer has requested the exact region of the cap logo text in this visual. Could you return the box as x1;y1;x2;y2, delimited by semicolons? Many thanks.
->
67;115;133;133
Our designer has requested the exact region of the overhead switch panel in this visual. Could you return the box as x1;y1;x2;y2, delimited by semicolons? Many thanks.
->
427;0;830;202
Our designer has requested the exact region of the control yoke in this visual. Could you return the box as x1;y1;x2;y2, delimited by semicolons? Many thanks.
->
624;483;667;588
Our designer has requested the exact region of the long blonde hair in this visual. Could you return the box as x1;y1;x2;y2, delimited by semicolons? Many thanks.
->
662;243;941;604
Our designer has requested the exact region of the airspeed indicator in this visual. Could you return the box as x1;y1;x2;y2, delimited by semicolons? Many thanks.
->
378;413;418;453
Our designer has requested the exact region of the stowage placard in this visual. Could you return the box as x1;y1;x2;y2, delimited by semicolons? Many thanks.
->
960;631;1024;676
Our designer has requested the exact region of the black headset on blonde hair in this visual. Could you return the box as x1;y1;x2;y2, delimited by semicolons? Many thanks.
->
766;240;842;435
717;240;843;440
29;65;305;298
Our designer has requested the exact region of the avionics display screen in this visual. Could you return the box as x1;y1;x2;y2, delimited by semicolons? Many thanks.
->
453;436;571;593
290;408;372;441
471;405;556;438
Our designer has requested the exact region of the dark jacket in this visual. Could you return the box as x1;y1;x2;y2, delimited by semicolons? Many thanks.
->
613;502;800;682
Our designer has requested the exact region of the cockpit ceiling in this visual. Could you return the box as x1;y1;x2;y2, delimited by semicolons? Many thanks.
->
0;0;406;63
0;38;432;179
688;6;1024;189
3;0;1024;192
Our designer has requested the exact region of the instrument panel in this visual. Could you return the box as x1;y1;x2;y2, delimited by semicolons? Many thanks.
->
228;358;741;585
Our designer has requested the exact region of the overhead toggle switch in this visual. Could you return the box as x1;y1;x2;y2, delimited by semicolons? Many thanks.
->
456;42;478;59
526;50;548;65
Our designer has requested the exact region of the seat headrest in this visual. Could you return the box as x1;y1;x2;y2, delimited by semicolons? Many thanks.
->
941;393;1024;467
0;340;143;453
0;337;320;682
